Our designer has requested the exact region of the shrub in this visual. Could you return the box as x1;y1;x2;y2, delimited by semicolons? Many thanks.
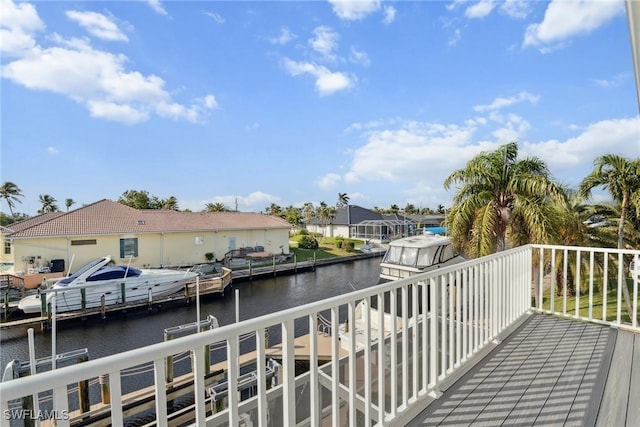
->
341;240;355;252
298;235;319;249
299;229;309;235
334;237;344;248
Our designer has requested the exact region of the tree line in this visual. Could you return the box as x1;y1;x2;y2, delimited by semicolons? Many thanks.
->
2;143;639;257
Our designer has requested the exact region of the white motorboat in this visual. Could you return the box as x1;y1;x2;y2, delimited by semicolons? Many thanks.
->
18;256;198;314
380;232;465;281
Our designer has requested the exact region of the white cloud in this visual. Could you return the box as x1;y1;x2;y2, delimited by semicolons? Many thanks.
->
0;0;45;56
205;11;225;24
47;146;58;154
88;100;149;124
349;46;371;67
473;91;539;112
592;73;628;89
219;192;279;210
382;6;396;24
491;114;531;143
282;58;356;96
309;26;339;62
147;0;167;16
1;32;218;124
448;28;461;47
523;0;623;51
268;26;295;45
317;173;342;190
521;117;640;171
465;0;496;19
499;0;530;19
66;10;128;42
328;0;381;21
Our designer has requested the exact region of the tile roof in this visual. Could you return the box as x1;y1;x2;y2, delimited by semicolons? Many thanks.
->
6;199;291;238
1;212;65;233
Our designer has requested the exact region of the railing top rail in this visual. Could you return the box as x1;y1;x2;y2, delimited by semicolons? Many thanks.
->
531;243;640;255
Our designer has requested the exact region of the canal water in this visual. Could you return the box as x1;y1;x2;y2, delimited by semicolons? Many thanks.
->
0;257;382;374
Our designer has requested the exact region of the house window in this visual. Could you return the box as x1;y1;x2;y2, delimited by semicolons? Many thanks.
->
71;239;97;246
120;238;139;258
4;240;10;255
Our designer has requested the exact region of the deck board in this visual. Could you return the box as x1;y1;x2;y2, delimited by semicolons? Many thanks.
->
627;333;640;424
595;330;634;426
408;315;614;426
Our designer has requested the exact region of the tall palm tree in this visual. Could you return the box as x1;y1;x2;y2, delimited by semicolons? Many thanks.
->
38;194;59;213
444;142;567;257
316;201;336;240
579;154;640;249
0;182;23;217
578;154;640;320
65;198;75;212
337;193;350;207
302;202;315;227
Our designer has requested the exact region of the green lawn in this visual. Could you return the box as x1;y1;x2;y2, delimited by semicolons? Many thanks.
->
288;234;365;260
538;278;639;324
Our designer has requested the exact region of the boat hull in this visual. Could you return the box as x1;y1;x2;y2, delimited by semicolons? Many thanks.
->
18;270;197;314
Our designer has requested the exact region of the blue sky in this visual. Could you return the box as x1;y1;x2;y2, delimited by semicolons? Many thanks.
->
1;0;638;215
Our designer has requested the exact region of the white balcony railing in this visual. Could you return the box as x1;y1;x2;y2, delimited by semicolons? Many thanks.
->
0;244;638;427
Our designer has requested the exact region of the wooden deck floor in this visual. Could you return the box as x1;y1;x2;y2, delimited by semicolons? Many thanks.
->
408;314;640;427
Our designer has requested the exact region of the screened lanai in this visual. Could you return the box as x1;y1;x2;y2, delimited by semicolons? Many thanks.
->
350;218;418;241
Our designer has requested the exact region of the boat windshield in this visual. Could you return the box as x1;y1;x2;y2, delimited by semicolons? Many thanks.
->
384;243;457;268
56;258;107;287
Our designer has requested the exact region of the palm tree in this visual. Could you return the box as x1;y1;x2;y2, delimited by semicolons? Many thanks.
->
0;182;23;217
337;193;350;207
444;142;567;258
579;154;640;249
316;201;336;240
204;202;227;212
162;196;179;211
38;194;59;213
302;202;315;227
265;203;283;217
578;154;640;321
65;198;75;212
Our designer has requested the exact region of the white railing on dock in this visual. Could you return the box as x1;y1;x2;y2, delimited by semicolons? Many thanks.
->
1;244;638;427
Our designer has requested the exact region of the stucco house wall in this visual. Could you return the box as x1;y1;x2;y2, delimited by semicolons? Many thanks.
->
4;200;291;274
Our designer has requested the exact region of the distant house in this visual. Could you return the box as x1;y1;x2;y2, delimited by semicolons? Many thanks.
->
307;205;417;241
2;199;291;273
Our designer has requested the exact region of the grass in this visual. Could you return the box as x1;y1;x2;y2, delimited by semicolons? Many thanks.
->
288;234;365;260
538;278;639;324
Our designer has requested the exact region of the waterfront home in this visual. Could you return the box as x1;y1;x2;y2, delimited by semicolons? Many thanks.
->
307;204;417;241
2;199;291;273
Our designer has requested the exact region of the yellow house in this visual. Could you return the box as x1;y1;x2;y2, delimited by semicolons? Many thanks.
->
3;199;291;274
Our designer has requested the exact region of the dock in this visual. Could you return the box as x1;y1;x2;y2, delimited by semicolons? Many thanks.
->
0;269;232;331
32;330;344;427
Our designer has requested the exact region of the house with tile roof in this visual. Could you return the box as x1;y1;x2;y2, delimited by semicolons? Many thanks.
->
2;199;291;273
307;205;418;241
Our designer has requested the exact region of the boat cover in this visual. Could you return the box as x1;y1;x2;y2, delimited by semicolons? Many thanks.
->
86;266;142;281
